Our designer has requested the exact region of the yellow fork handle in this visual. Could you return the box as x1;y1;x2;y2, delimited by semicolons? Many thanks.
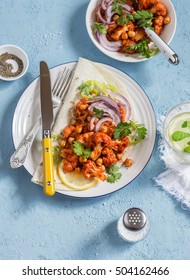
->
42;137;55;196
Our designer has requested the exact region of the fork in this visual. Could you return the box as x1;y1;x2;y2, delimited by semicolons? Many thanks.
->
10;68;73;169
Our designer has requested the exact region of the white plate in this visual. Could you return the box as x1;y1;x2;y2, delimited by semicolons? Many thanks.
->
12;61;156;198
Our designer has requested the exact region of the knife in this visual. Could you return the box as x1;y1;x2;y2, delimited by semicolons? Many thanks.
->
40;61;55;196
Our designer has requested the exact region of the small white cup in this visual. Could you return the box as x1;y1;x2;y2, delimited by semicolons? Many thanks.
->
0;44;29;81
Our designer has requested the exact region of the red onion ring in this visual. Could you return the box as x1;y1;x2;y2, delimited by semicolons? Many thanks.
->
96;32;121;52
88;101;121;124
108;91;131;121
121;4;132;12
96;7;114;25
89;116;97;131
105;5;115;23
95;117;113;132
88;95;121;115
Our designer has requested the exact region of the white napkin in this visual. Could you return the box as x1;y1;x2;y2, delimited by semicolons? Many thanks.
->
154;116;190;209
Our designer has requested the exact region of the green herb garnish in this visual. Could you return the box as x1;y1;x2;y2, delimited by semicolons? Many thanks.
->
182;120;190;129
114;121;147;144
73;141;91;158
53;146;62;165
112;0;124;15
93;22;107;34
133;10;153;28
93;107;104;118
114;122;132;139
184;146;190;153
125;39;159;58
52;133;61;142
78;83;91;95
171;131;190;142
117;14;133;26
106;163;122;183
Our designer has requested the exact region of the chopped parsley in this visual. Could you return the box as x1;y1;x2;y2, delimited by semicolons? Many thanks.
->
93;22;107;34
114;121;147;144
73;141;91;159
93;107;104;118
106;163;122;183
133;10;153;28
117;13;133;26
125;39;159;58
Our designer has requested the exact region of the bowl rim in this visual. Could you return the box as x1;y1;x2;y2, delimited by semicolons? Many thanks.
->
85;0;177;62
0;44;29;81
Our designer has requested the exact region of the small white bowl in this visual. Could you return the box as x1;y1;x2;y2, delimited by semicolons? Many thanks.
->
0;44;29;81
86;0;177;62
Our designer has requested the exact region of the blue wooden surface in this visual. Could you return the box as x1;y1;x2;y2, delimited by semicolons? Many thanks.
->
0;0;190;260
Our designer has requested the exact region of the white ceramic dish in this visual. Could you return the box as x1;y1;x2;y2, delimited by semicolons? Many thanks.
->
0;44;29;81
86;0;177;62
12;61;156;198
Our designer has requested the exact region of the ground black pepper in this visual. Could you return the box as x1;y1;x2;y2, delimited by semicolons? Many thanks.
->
0;52;24;78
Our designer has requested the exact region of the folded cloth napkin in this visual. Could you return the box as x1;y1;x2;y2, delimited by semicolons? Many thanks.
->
154;116;190;209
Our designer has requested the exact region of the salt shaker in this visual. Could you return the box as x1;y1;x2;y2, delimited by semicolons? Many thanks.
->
117;208;150;243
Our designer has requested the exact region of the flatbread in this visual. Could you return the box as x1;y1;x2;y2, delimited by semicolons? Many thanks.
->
31;58;134;190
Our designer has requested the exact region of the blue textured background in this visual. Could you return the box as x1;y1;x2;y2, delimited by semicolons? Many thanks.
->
0;0;190;260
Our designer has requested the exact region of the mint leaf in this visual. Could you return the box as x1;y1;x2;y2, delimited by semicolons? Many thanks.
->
184;146;190;153
171;131;190;141
182;120;190;129
182;121;187;128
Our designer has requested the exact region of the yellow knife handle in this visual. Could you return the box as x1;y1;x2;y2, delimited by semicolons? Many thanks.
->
42;134;55;196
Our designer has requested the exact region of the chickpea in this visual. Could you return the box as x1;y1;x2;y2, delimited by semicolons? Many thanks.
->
128;31;135;38
121;32;128;40
75;125;82;134
79;156;87;163
70;119;76;126
68;137;74;144
100;126;108;133
87;116;91;122
113;14;119;21
79;104;87;111
125;158;133;168
96;158;103;166
117;153;123;160
90;151;95;160
59;140;66;147
164;16;171;24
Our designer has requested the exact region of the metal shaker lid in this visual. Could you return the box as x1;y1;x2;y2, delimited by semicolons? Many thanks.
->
123;208;147;231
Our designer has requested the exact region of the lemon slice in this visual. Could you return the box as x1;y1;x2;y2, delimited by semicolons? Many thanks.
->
168;112;190;152
57;160;99;191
